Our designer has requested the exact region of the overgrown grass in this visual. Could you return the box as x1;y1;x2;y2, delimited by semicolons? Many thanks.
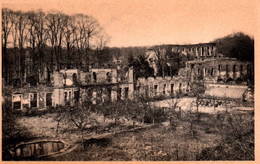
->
38;110;253;161
3;100;254;161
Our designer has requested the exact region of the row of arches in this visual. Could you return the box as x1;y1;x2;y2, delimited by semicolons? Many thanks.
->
217;77;244;84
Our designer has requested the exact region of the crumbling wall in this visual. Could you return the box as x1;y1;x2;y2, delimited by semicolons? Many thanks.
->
186;57;253;84
11;86;54;110
137;75;189;99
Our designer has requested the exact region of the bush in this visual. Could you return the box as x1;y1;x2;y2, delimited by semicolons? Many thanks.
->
197;112;254;160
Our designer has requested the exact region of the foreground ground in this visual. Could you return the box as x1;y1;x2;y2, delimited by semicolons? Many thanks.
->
2;105;254;161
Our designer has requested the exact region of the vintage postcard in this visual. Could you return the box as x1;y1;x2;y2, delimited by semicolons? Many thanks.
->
1;0;259;163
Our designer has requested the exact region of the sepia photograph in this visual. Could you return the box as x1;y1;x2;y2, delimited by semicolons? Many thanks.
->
1;0;257;161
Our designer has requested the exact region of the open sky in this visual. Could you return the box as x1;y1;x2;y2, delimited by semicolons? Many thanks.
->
3;0;258;47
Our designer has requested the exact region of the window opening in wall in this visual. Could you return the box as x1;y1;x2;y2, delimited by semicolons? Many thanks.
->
93;72;97;82
64;91;71;105
218;65;221;72
125;87;129;99
73;73;77;85
107;87;112;101
211;68;214;76
74;91;79;103
64;92;67;103
240;65;243;73
171;84;174;93
117;87;121;101
154;85;158;95
69;91;71;101
106;72;111;82
30;93;37;108
13;94;21;110
46;93;52;107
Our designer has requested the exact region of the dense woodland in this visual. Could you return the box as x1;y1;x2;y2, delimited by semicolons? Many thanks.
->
2;8;254;86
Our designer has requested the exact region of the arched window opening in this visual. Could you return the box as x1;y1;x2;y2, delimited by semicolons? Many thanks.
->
93;72;97;82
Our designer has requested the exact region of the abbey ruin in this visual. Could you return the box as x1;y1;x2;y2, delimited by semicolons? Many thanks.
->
6;42;254;111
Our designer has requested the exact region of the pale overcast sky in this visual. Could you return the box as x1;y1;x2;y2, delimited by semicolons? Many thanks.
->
3;0;258;47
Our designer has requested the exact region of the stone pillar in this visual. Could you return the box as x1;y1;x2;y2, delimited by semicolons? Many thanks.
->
128;67;134;83
92;90;97;104
126;84;133;100
112;69;117;83
53;88;65;106
111;86;117;102
53;72;64;87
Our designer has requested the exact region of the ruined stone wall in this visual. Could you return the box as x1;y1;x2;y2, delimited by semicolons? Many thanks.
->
186;57;253;84
90;69;113;83
137;76;190;99
170;43;216;57
11;86;53;110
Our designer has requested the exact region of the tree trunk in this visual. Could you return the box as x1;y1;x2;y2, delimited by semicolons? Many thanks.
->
81;128;84;148
56;120;60;137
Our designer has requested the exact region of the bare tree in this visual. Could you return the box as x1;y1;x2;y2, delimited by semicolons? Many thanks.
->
96;28;110;50
73;14;101;68
63;105;93;148
34;10;48;83
46;11;67;71
62;15;77;68
2;8;13;84
15;11;28;83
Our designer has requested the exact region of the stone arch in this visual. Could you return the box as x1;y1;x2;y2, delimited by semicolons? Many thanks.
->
235;78;243;85
226;78;234;84
217;78;224;83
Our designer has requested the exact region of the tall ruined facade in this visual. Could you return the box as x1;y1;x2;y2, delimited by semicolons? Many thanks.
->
138;43;254;101
10;66;134;110
186;57;253;85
